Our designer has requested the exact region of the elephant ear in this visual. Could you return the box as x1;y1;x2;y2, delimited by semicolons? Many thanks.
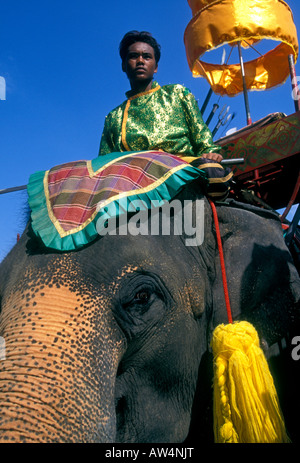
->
210;199;300;347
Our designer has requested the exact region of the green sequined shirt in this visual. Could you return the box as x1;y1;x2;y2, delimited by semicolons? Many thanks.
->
99;81;221;157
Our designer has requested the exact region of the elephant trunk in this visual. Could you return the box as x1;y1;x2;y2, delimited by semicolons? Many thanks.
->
0;283;125;442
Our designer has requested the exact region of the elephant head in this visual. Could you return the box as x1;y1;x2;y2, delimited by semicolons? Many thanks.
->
0;185;299;443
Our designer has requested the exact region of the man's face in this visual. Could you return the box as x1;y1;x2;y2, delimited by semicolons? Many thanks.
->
123;42;158;86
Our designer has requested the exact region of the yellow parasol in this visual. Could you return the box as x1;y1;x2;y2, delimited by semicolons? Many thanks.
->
184;0;299;96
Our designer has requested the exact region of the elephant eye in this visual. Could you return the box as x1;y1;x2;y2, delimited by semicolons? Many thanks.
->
116;275;171;339
134;290;150;304
121;285;154;311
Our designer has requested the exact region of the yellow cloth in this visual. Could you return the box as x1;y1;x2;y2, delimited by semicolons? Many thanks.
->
184;0;299;95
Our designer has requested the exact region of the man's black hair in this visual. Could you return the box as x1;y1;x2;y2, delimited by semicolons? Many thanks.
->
119;31;161;65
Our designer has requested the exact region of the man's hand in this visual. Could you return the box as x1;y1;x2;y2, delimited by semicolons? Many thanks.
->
202;152;223;163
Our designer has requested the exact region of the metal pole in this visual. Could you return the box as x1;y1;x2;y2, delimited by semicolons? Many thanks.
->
219;112;236;138
211;105;230;137
237;42;252;126
200;48;227;116
221;158;244;166
0;185;27;195
205;103;219;126
0;158;245;197
200;88;213;115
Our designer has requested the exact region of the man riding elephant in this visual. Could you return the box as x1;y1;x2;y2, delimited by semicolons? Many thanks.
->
99;30;232;200
0;31;299;444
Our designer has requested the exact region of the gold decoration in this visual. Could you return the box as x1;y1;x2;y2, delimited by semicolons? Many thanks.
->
184;0;299;95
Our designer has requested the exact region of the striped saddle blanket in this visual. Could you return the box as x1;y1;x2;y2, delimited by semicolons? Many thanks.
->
27;151;208;251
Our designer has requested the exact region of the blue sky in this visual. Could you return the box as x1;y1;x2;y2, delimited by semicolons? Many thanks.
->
0;0;299;260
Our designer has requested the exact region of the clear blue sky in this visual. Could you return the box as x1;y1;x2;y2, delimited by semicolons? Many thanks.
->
0;0;299;260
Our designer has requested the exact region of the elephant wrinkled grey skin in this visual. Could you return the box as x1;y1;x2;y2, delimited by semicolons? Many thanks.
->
0;184;300;443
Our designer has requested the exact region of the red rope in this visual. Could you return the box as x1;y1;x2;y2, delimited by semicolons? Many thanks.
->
209;199;233;324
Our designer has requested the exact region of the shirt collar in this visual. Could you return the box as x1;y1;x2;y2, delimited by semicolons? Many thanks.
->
125;80;159;99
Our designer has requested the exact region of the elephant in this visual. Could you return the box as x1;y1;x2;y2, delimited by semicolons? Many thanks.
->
0;182;300;443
